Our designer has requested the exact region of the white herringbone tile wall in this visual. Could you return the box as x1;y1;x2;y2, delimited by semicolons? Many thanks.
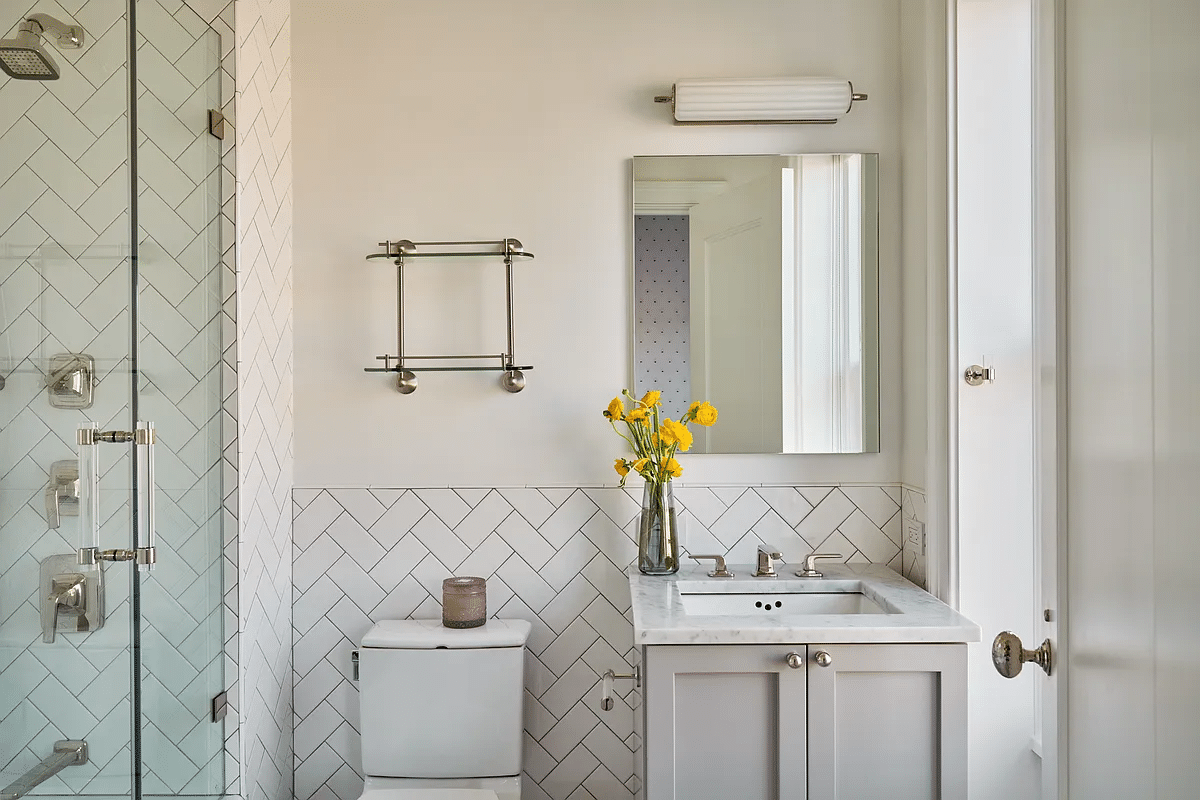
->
292;484;907;800
235;2;293;800
0;0;236;795
901;486;927;589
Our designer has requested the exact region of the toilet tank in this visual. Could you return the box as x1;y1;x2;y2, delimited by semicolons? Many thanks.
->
358;618;531;778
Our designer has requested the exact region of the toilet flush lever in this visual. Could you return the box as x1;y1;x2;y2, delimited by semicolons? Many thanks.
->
599;666;640;712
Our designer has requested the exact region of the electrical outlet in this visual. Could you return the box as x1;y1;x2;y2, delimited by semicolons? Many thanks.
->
904;519;925;555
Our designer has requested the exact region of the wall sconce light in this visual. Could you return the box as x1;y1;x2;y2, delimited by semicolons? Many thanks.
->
654;77;867;124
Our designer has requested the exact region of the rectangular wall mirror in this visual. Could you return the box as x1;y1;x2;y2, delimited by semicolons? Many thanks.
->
632;153;880;454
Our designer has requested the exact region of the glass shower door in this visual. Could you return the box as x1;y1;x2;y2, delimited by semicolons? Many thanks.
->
0;0;137;796
0;2;227;799
133;4;227;797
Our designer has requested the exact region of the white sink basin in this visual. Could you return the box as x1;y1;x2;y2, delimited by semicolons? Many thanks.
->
678;585;890;616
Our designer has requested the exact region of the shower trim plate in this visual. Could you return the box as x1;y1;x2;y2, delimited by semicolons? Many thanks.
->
46;353;94;408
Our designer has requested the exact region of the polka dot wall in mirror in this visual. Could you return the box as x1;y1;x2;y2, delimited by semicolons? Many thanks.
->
632;154;881;454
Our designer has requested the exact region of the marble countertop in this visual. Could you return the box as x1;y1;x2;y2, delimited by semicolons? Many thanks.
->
630;563;980;645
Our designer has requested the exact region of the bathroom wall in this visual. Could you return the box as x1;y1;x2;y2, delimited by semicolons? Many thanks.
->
292;482;908;800
234;1;293;799
293;0;913;489
292;2;938;799
0;1;235;795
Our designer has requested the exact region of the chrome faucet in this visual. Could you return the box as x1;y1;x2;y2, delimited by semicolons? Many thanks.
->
753;545;784;578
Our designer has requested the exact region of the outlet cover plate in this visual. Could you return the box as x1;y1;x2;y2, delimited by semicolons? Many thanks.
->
904;519;925;555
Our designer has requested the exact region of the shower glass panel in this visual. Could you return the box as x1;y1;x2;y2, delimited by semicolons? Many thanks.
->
135;6;225;798
0;2;227;800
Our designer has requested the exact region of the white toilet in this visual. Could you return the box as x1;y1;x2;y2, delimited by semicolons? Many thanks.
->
356;618;532;800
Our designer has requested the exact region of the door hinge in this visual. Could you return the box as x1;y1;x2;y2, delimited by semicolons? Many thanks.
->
208;109;226;140
211;690;228;722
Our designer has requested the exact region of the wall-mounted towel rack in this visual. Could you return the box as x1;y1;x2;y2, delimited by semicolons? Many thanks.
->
363;238;534;393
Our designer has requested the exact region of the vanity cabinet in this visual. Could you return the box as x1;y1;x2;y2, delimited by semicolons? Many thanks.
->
642;643;966;800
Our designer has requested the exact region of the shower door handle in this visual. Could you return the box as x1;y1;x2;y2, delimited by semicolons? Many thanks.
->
76;422;157;570
134;421;156;570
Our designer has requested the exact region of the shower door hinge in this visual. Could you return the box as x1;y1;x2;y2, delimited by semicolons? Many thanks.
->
211;690;228;722
208;109;226;141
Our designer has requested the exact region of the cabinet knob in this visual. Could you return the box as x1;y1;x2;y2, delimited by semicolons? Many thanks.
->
785;651;803;669
813;650;833;667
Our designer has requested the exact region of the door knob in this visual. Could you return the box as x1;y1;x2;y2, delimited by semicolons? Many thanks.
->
992;631;1052;677
813;650;833;668
785;651;803;669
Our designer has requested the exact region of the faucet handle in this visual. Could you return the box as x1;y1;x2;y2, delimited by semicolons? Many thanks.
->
689;554;734;578
796;553;844;578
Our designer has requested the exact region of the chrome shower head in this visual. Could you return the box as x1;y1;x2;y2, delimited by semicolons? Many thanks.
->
0;14;84;81
0;30;59;80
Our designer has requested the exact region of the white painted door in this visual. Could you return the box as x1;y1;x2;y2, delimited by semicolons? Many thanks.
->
955;1;1057;798
688;172;785;454
1064;0;1200;796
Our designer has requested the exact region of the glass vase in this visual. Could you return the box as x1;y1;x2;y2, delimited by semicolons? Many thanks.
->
638;480;679;575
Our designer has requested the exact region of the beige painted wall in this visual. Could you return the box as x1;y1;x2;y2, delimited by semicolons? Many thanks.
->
292;0;935;489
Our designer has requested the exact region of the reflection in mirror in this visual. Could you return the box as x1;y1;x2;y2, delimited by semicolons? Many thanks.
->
632;154;879;454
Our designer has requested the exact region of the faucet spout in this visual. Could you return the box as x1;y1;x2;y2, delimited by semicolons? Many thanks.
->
753;545;785;578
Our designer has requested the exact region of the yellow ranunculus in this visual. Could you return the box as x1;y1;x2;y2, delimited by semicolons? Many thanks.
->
614;458;629;477
694;402;719;427
604;397;624;420
640;390;662;407
687;401;701;419
660;418;693;451
664;458;683;478
632;457;650;473
627;407;648;424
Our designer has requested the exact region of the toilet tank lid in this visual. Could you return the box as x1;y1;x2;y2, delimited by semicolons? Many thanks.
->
361;619;532;649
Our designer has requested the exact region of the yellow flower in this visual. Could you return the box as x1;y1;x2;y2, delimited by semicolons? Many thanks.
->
687;401;701;419
614;459;629;477
694;402;718;427
664;458;683;478
631;457;650;473
660;418;693;452
604;397;624;420
640;390;662;408
627;407;648;424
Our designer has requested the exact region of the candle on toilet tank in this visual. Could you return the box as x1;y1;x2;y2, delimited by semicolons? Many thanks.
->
442;576;486;628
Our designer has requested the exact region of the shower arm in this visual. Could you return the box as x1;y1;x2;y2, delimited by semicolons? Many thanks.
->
20;14;84;48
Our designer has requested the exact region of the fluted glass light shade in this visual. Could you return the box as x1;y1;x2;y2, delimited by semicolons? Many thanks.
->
662;77;865;124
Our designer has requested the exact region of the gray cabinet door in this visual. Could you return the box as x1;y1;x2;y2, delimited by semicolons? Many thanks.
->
644;645;808;800
805;644;967;800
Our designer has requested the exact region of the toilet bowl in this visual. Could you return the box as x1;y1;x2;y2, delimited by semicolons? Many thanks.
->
355;618;531;800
